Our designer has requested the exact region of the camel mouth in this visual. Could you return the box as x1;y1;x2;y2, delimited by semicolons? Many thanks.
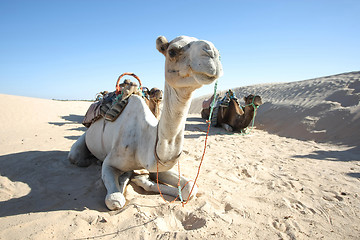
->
193;72;218;85
191;67;221;85
190;53;223;85
254;96;263;106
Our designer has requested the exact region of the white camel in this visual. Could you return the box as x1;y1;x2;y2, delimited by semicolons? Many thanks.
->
68;35;223;210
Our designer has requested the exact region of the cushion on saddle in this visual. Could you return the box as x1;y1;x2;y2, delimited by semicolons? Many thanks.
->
202;95;214;109
82;101;102;128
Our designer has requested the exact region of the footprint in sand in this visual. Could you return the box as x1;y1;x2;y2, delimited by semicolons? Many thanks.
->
272;218;287;232
322;190;345;202
283;198;316;215
181;213;206;230
271;218;300;239
241;169;252;178
224;203;233;212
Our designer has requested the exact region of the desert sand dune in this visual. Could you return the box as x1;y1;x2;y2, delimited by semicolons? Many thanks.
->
0;72;359;239
191;71;360;146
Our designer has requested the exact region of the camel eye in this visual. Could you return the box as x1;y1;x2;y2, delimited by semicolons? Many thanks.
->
168;49;177;58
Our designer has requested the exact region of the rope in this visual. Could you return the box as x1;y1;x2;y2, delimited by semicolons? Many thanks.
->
156;79;218;206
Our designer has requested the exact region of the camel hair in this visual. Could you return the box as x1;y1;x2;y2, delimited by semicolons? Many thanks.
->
68;35;223;210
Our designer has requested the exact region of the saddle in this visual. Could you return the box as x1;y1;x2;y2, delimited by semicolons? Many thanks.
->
201;90;239;126
82;73;144;128
219;89;239;107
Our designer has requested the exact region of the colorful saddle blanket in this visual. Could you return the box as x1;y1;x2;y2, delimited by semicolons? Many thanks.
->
82;91;130;128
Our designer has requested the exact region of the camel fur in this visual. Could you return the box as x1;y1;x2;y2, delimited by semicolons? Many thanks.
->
68;35;223;210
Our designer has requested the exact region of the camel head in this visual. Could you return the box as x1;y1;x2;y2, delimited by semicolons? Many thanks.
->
228;94;262;132
156;36;223;90
149;87;163;102
244;94;263;107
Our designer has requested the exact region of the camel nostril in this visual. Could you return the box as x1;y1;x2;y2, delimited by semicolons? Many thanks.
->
202;47;215;58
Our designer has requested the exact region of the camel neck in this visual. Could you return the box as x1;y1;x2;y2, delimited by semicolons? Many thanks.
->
155;82;193;163
243;105;255;127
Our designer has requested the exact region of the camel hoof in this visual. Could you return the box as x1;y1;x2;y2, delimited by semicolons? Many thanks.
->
105;192;126;210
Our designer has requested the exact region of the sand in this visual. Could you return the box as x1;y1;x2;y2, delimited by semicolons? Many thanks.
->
0;72;359;239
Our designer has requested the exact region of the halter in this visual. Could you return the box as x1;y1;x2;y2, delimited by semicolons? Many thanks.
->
242;96;259;110
239;96;259;135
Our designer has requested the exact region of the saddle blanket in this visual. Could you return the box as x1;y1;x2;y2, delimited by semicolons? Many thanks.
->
82;91;129;128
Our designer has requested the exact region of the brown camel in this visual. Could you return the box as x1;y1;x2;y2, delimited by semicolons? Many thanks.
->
201;94;262;132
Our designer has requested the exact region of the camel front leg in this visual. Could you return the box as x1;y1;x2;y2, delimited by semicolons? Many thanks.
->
132;174;178;197
102;159;132;210
149;170;198;201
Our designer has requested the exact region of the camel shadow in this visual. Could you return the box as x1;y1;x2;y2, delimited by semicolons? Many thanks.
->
292;146;360;162
347;173;360;178
0;150;108;218
49;114;84;126
292;146;360;179
49;114;87;140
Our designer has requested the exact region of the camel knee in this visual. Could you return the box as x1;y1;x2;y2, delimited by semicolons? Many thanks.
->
68;133;93;167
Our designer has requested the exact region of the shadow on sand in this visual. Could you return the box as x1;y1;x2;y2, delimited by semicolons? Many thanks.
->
291;146;360;179
292;146;360;163
0;150;108;218
49;114;84;126
49;114;87;140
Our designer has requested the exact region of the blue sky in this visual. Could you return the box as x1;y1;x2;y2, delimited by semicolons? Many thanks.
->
1;0;359;100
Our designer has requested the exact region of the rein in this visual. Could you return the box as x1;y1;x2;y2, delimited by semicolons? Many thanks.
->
155;79;218;206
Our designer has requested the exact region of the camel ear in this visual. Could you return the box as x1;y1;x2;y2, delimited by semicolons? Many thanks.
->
156;36;169;56
243;97;247;102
